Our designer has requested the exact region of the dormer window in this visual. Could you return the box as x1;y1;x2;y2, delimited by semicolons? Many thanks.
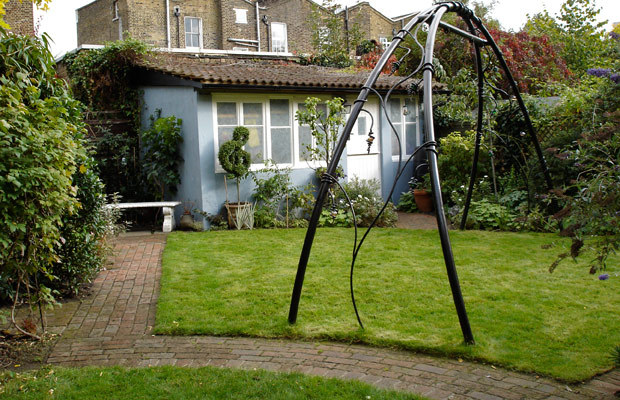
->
234;8;248;24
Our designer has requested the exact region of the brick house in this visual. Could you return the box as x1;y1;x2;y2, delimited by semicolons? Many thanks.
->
4;0;34;36
77;0;333;53
76;0;414;54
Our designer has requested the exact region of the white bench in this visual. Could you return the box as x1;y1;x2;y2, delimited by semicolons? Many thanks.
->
106;201;182;232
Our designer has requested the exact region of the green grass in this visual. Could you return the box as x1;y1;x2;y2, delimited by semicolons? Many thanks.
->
156;228;620;382
0;366;423;399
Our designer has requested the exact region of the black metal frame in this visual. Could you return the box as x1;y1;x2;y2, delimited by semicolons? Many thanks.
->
287;2;552;345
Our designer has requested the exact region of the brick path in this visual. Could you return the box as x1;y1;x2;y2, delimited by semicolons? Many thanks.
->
44;232;620;400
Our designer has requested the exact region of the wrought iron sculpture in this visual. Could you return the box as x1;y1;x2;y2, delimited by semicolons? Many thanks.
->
288;2;553;345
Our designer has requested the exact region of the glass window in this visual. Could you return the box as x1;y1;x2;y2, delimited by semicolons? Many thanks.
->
243;103;264;162
234;9;248;24
185;17;202;48
270;100;291;164
390;97;418;157
297;103;327;162
271;23;288;53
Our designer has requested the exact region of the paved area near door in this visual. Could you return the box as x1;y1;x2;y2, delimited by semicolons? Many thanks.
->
42;232;620;400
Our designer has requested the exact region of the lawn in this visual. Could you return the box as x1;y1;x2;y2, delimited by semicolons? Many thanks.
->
0;366;423;399
156;228;620;382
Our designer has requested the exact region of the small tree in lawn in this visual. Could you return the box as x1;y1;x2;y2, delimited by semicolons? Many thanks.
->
218;126;253;229
295;96;345;176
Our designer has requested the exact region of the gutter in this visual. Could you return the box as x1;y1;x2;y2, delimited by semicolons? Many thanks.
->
165;0;171;49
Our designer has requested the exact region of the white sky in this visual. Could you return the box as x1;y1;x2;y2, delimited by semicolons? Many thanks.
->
34;0;620;58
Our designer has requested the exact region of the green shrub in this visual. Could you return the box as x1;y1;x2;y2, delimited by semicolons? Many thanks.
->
141;111;183;200
396;191;418;213
332;178;397;228
251;161;313;228
438;130;491;203
0;30;117;316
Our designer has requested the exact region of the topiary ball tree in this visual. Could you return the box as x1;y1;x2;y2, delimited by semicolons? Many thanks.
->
218;126;251;204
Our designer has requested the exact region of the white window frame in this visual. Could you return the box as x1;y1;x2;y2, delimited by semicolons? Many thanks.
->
270;22;288;53
379;37;390;50
112;0;119;21
213;95;333;171
184;16;203;49
234;8;248;24
389;96;420;160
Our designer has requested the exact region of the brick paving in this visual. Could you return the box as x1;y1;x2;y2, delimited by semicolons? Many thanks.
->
43;232;620;400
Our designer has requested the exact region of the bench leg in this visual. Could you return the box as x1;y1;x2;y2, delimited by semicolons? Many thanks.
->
162;207;175;233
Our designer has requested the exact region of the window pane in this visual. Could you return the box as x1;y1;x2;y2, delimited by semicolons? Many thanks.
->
246;127;264;162
299;125;312;161
271;128;292;164
357;116;367;136
185;18;191;32
271;23;287;52
405;123;417;155
218;127;234;150
217;103;237;125
243;103;263;125
389;98;401;123
270;99;290;127
405;98;416;122
391;124;403;156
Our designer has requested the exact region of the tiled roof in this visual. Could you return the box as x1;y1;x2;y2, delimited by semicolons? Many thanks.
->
136;53;413;92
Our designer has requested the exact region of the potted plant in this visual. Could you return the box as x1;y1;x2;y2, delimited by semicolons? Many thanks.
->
412;175;433;213
179;200;195;230
218;126;254;229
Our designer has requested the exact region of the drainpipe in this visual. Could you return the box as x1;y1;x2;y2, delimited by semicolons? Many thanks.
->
165;0;171;49
256;1;261;52
345;6;349;54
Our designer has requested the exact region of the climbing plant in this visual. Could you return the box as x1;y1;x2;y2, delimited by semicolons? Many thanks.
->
141;110;184;201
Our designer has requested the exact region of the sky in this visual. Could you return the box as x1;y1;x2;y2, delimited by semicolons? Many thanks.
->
34;0;620;58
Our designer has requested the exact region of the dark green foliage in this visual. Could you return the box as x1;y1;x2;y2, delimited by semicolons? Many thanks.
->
304;0;363;68
251;162;310;228
0;29;114;309
396;192;418;213
219;127;251;180
63;38;149;118
0;29;85;279
438;130;491;203
47;163;116;297
612;346;620;368
141;111;183;201
94;129;143;200
329;178;397;228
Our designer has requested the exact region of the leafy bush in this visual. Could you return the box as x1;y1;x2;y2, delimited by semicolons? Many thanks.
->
457;199;518;231
95;128;143;200
0;30;118;331
331;178;397;228
141;111;183;200
251;161;313;228
396;192;417;213
438;130;491;202
47;165;122;297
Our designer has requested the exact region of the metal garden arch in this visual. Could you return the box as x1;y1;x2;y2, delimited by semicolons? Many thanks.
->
288;1;553;344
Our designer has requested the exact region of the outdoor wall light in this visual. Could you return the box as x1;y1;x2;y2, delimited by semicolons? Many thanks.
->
402;104;410;116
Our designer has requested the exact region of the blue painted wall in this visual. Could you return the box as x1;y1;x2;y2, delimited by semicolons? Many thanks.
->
141;87;416;229
141;86;203;223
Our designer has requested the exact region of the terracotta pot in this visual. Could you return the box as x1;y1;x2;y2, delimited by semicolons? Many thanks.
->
413;189;433;212
179;213;194;230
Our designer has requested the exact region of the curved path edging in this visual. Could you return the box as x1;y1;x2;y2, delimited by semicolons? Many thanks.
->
44;233;620;400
